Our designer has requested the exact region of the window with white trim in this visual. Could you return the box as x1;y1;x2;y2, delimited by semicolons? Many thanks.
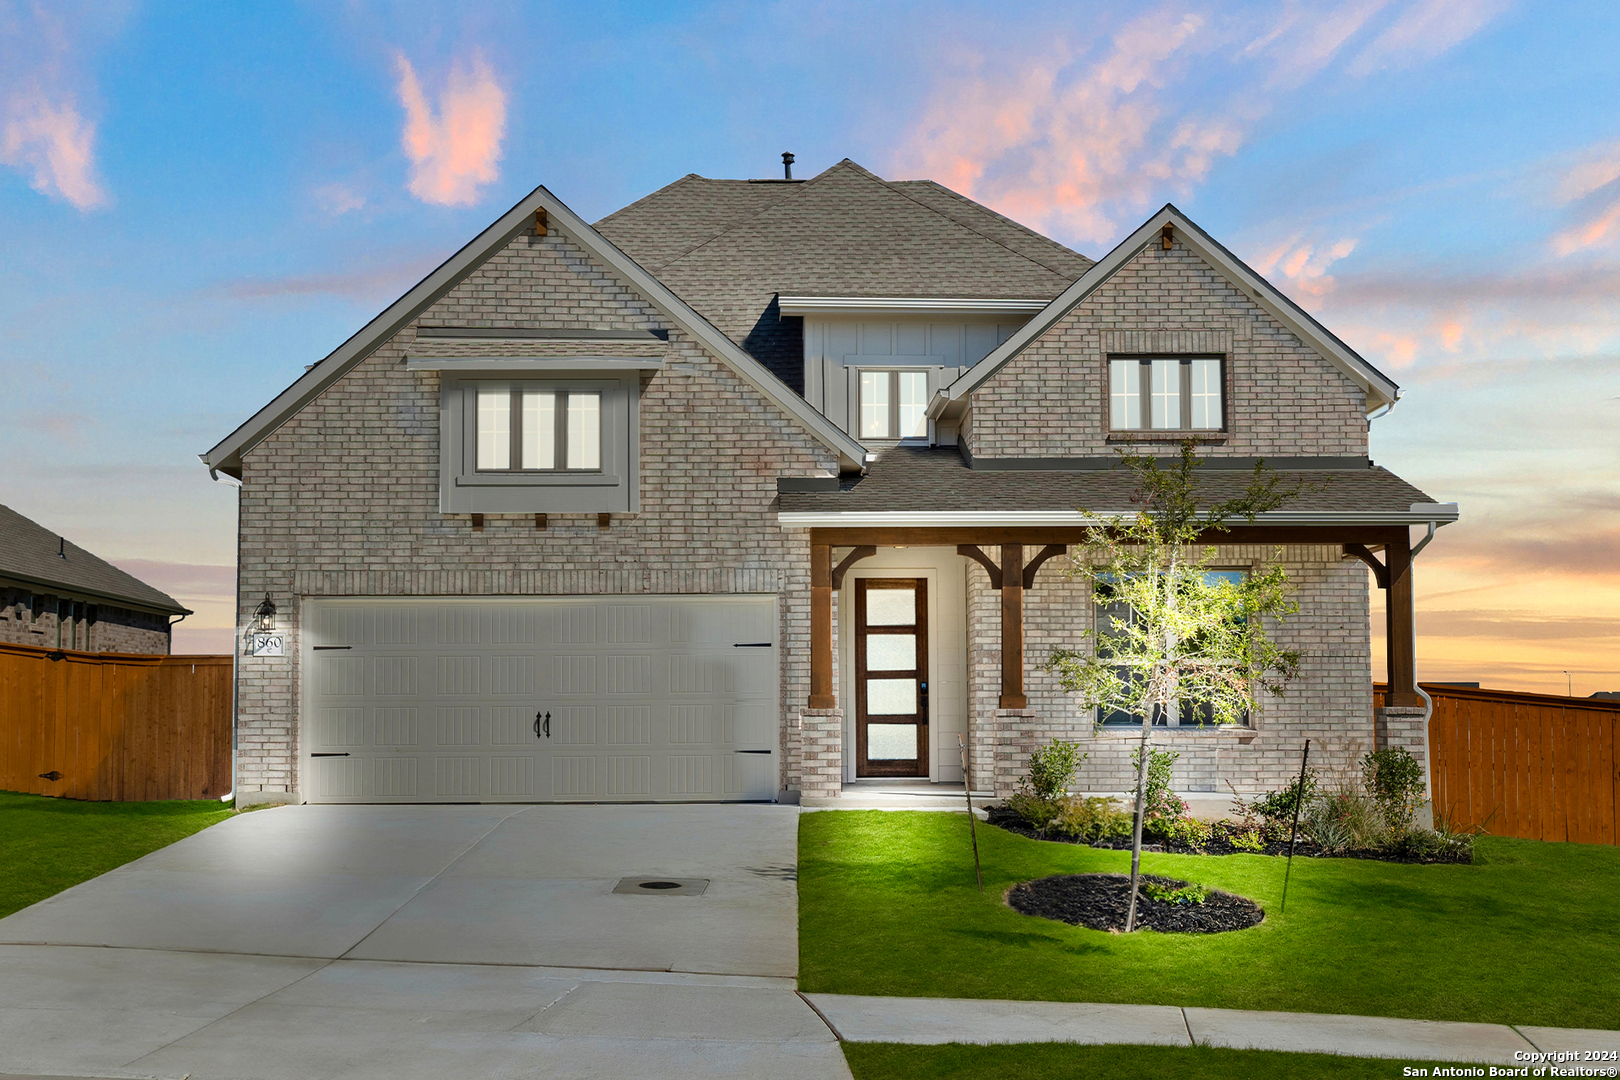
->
1109;357;1224;431
858;370;929;439
475;388;602;472
439;376;636;514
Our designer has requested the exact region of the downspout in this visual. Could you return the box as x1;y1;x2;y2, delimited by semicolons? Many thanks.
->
1405;515;1445;822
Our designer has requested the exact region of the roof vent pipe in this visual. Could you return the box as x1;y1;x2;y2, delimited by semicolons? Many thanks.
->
782;152;794;180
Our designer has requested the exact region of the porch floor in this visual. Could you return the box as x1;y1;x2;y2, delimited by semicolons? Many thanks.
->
802;780;994;811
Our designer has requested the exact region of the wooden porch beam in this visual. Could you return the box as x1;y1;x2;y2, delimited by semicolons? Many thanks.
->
1385;532;1422;708
830;546;877;589
812;525;1413;548
956;545;1002;589
1022;544;1069;590
809;543;835;709
1000;544;1027;709
1343;543;1390;590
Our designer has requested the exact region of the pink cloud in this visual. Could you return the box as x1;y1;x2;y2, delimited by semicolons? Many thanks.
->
1549;142;1620;256
1253;233;1360;300
1345;0;1512;75
2;88;106;210
393;51;506;207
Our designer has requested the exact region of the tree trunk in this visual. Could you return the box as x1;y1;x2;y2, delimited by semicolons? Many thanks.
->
1125;713;1151;932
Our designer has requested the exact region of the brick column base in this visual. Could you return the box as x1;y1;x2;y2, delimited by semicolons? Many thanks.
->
990;709;1043;797
1375;704;1432;828
799;708;844;798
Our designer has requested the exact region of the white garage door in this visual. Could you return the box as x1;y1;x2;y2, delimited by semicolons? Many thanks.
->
302;596;779;803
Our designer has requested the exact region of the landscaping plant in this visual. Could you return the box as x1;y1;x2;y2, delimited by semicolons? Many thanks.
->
1007;739;1086;839
1047;443;1303;931
1054;796;1133;843
1361;747;1426;829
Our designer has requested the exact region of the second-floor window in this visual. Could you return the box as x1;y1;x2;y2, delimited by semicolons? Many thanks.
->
1109;357;1223;431
476;387;602;472
859;370;929;440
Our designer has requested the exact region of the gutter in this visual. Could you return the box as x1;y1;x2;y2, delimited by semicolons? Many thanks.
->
778;503;1462;529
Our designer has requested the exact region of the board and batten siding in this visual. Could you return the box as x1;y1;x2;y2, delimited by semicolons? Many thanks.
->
802;317;1022;440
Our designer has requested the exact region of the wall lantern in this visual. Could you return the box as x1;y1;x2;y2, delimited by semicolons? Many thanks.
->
247;593;284;657
253;593;277;632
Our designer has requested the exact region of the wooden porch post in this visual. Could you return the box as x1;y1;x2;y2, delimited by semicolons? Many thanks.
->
808;542;835;709
1385;532;1422;707
1000;544;1027;709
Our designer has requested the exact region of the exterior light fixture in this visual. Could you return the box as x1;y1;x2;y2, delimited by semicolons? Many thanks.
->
253;593;277;632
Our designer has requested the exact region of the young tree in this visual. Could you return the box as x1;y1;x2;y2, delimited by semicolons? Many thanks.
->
1048;443;1304;931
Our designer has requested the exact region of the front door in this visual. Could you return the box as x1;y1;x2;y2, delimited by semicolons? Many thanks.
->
855;578;928;778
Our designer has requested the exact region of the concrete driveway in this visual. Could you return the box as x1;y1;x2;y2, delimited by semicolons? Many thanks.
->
0;804;847;1080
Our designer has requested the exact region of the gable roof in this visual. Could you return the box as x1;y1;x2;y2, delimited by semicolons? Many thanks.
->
592;161;1094;389
0;504;190;616
930;204;1401;420
201;185;868;479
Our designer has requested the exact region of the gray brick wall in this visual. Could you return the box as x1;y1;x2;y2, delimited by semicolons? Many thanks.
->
965;240;1370;460
234;226;837;801
970;545;1378;799
0;590;170;654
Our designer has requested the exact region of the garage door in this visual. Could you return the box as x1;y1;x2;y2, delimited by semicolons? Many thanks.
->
302;596;779;803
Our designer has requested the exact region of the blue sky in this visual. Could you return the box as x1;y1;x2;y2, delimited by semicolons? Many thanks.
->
3;1;1618;692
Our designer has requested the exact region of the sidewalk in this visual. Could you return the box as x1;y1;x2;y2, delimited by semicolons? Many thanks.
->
801;994;1620;1066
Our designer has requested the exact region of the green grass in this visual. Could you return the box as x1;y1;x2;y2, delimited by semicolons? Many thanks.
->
844;1042;1407;1080
0;790;234;918
800;810;1620;1030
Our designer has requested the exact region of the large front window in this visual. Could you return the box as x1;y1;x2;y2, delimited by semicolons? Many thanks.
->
1096;569;1248;727
859;370;929;440
476;388;601;472
1109;357;1223;431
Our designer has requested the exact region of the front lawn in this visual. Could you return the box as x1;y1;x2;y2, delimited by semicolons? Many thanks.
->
845;1042;1400;1080
800;810;1620;1030
0;790;234;918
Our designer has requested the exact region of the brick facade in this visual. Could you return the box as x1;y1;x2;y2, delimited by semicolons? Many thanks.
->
964;240;1369;461
969;545;1375;800
0;588;170;654
234;227;837;803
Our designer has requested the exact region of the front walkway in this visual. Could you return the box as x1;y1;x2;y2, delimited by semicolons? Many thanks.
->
805;993;1620;1066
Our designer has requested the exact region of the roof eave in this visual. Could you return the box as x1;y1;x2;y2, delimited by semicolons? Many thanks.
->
778;504;1460;529
928;205;1401;422
0;569;191;617
202;184;868;477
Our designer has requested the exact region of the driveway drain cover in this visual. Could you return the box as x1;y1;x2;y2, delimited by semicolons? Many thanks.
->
612;877;709;896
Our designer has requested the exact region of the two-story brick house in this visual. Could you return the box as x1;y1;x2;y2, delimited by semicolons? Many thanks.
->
203;159;1455;807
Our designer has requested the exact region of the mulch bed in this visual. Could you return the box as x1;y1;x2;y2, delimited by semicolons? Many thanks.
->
1008;873;1265;934
983;805;1472;865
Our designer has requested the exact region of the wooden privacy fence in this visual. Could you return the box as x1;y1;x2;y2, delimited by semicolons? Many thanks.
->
0;641;232;801
1377;682;1620;845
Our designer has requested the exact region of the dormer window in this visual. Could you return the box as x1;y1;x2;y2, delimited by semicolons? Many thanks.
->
859;369;929;440
1109;357;1224;431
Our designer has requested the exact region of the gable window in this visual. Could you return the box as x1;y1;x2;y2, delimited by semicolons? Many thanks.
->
1096;569;1249;728
859;370;929;440
476;388;601;472
1109;357;1223;431
436;373;638;515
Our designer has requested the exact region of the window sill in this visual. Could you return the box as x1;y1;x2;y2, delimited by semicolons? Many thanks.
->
1105;432;1227;444
1095;724;1253;739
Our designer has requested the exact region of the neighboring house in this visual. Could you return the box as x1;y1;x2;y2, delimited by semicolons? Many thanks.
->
202;159;1456;807
0;504;191;654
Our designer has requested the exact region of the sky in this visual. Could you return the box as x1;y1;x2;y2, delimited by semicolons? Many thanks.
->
2;0;1617;695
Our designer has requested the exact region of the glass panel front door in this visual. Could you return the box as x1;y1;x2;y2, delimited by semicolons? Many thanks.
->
856;578;928;777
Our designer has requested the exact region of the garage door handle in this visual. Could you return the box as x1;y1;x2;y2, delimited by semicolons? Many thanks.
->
311;752;350;758
733;642;772;648
535;711;550;739
735;749;772;754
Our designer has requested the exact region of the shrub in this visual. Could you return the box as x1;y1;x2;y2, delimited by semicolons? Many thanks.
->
1006;789;1064;835
1362;747;1427;829
1249;768;1320;825
1027;740;1087;801
1129;746;1184;824
1229;828;1267;853
1141;880;1210;905
1055;796;1132;842
1302;787;1390;852
1148;814;1212;850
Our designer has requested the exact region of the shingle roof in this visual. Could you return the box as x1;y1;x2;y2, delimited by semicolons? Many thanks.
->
593;160;1094;391
0;504;191;615
778;444;1437;517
